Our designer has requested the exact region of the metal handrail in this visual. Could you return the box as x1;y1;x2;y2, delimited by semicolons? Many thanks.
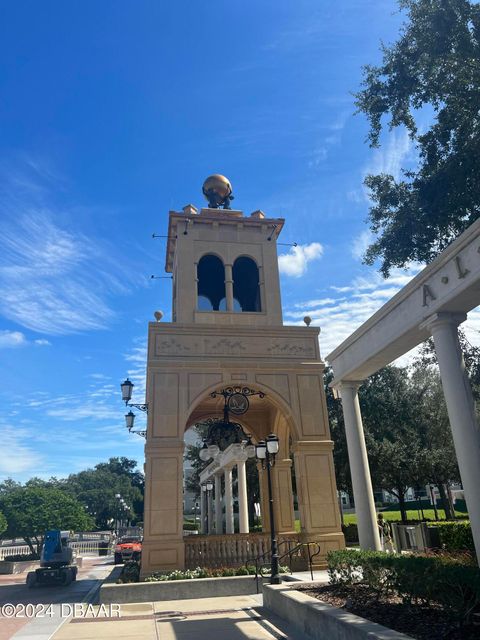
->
246;540;321;593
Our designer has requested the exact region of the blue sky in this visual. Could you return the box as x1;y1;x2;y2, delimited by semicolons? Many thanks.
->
1;1;476;482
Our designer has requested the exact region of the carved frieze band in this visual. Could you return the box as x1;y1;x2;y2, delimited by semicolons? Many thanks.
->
154;334;316;359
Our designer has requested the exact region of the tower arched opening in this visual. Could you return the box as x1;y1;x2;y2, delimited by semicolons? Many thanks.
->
197;254;225;311
233;256;261;312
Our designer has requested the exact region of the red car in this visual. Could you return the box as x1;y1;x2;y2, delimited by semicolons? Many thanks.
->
114;536;142;564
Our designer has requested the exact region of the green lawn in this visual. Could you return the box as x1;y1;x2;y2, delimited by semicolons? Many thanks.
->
342;509;466;524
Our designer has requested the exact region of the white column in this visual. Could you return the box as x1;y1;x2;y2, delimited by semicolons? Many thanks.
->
338;382;382;551
200;489;206;535
224;263;234;312
224;466;234;534
207;489;214;535
214;474;223;534
423;312;480;563
237;459;249;533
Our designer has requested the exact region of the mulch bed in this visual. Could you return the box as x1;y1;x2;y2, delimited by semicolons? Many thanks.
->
295;584;479;640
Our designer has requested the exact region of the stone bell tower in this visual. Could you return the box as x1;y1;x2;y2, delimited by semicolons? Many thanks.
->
141;175;344;575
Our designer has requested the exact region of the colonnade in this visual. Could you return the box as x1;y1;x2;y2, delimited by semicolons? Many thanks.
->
199;448;250;535
335;312;480;562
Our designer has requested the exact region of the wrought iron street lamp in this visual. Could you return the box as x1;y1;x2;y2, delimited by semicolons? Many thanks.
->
256;433;280;584
120;378;148;437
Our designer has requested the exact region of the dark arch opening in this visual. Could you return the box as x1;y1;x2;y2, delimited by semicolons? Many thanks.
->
233;257;261;312
197;255;225;311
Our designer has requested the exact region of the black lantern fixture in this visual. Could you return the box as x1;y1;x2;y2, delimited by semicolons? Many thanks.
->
256;432;280;584
125;410;136;431
197;387;264;462
120;378;148;438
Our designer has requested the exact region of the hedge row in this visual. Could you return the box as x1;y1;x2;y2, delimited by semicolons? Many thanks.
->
327;549;480;624
342;520;474;553
430;521;474;553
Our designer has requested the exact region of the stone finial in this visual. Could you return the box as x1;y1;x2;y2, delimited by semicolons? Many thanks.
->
303;316;312;326
154;310;164;322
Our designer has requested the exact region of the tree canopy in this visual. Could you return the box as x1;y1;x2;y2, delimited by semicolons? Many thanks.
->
355;0;480;276
0;486;93;554
328;362;461;522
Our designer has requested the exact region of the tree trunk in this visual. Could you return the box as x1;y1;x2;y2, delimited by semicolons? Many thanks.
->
446;485;456;520
397;491;408;523
438;483;453;520
25;537;36;556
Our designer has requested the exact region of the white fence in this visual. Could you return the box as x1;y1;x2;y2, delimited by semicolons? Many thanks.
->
0;540;112;561
0;545;31;561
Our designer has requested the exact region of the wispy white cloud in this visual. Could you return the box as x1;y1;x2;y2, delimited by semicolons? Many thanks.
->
278;242;324;277
0;161;135;335
284;265;423;356
351;230;374;261
34;338;51;346
366;129;412;181
0;426;43;475
0;330;27;348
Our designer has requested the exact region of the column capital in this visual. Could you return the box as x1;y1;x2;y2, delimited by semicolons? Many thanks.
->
145;439;185;454
275;458;293;468
419;311;467;333
333;380;364;394
291;440;334;453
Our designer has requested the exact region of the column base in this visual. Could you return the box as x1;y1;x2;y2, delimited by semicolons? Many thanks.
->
291;531;345;570
140;539;185;577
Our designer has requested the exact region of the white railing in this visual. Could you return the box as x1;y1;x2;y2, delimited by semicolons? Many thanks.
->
71;540;110;555
184;533;299;569
0;540;112;561
0;545;31;561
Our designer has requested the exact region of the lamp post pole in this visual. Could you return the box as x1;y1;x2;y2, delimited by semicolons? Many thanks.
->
256;434;280;585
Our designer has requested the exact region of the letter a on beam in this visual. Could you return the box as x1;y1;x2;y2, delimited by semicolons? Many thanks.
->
422;284;437;307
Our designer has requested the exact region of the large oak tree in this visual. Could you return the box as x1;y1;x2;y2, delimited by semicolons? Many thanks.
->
355;0;480;276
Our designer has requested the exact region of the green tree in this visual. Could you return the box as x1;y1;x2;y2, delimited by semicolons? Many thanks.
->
0;487;93;554
360;366;426;522
324;367;352;497
355;0;480;276
0;511;7;537
64;468;142;529
412;349;463;519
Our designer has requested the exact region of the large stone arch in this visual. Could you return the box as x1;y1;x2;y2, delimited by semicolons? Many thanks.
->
183;377;301;444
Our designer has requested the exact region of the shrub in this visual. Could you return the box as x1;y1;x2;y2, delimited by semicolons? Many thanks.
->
183;522;199;531
144;565;258;582
118;560;140;583
342;523;358;544
427;521;475;553
327;549;480;625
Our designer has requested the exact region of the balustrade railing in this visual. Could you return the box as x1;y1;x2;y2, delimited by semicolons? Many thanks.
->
0;545;31;561
184;532;299;569
0;539;111;561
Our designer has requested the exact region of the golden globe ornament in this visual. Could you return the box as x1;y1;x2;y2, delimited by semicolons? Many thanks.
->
202;174;234;209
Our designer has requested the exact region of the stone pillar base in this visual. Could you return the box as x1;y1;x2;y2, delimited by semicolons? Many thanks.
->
290;531;345;570
140;540;185;577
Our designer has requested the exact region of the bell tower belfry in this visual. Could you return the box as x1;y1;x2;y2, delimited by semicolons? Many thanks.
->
141;176;344;575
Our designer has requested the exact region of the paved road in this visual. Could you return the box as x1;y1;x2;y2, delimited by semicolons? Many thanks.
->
0;557;114;640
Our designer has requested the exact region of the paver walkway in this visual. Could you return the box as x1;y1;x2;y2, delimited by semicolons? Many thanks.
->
0;557;113;640
51;594;312;640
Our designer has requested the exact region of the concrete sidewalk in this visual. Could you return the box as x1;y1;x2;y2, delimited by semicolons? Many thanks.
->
51;594;312;640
